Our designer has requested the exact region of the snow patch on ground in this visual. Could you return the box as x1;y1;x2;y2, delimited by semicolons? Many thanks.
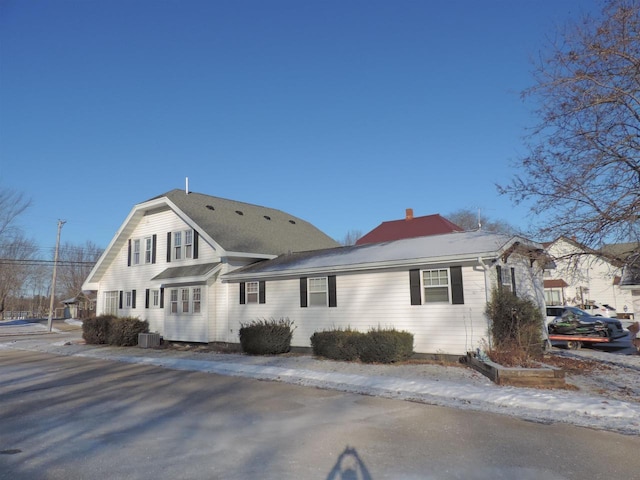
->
2;332;640;436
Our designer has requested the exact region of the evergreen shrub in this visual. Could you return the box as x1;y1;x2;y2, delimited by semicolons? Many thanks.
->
82;315;114;344
107;317;149;346
311;327;414;363
310;328;363;361
485;287;545;365
82;315;149;346
239;318;295;355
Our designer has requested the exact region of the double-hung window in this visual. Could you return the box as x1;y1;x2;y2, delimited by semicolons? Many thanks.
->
193;288;201;313
410;267;464;305
300;276;337;307
246;282;259;303
132;240;141;265
174;232;182;260
423;269;450;303
184;230;193;259
309;277;328;306
145;237;153;264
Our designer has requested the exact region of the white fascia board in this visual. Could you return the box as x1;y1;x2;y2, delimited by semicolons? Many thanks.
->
222;251;501;282
225;252;279;260
82;205;148;288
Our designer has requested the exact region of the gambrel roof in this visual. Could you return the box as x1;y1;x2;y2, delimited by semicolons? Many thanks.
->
158;190;338;255
83;190;339;288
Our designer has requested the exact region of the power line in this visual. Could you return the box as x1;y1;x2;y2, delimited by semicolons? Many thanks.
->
0;258;96;267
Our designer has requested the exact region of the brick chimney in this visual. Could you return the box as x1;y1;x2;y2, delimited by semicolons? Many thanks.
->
405;208;413;220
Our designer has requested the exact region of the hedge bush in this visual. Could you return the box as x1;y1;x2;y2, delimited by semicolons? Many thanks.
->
107;317;149;346
82;315;149;346
358;328;414;364
82;315;114;345
310;328;363;361
311;327;413;363
239;318;295;355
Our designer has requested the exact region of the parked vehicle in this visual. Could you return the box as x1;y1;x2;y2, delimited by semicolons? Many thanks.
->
546;306;627;339
576;303;616;318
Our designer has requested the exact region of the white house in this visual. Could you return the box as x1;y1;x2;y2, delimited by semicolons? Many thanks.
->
222;231;547;355
542;237;636;318
83;189;547;355
81;189;339;343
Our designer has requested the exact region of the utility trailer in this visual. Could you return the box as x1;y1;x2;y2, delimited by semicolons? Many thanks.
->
547;334;612;350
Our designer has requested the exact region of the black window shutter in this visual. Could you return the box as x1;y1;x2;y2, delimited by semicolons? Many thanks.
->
127;239;132;267
239;282;246;304
132;290;137;309
511;267;517;296
259;281;266;304
328;275;337;307
193;230;199;259
119;291;123;309
450;266;464;305
152;234;157;264
145;289;150;309
300;277;308;308
160;288;164;308
409;269;421;305
166;232;172;263
496;266;503;291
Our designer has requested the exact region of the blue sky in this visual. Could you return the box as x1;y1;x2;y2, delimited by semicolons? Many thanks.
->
0;0;599;256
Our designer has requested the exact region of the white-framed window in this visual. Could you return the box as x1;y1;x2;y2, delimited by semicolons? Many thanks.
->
151;289;160;308
169;287;203;314
104;291;118;316
145;237;153;264
246;281;259;303
423;269;450;303
172;229;194;261
193;288;201;313
174;231;182;260
545;289;562;305
181;288;190;313
309;277;328;306
170;289;178;313
132;239;141;265
501;267;513;293
185;230;193;259
125;291;133;308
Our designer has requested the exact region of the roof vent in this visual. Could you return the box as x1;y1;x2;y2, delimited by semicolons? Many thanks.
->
289;219;296;224
206;205;215;211
263;215;271;220
235;210;244;216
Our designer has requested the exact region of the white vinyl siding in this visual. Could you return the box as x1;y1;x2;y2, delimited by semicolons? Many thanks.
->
225;265;496;355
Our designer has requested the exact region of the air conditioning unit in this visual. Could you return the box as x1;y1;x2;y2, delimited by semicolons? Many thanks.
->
138;332;161;348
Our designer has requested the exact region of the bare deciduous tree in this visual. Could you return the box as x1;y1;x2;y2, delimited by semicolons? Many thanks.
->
0;188;31;238
0;234;38;318
446;209;517;234
57;241;104;299
340;230;363;246
500;0;640;248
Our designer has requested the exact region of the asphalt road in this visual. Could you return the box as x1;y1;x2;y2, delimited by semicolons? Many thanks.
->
1;349;639;480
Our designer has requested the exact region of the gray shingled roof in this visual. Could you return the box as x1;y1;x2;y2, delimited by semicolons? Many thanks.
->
157;189;339;255
224;230;544;280
151;262;220;281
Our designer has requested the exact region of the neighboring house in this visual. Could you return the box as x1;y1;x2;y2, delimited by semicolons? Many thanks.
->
542;237;636;318
61;292;96;319
223;230;547;355
602;242;640;316
355;209;463;245
81;189;339;343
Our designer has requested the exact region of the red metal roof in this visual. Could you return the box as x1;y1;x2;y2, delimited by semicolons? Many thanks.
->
544;279;569;288
356;213;463;245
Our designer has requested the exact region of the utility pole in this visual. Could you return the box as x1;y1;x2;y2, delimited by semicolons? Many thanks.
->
47;219;66;332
